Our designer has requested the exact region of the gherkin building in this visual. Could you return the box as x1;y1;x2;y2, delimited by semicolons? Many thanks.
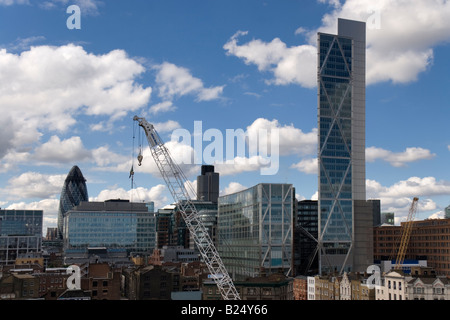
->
57;165;88;239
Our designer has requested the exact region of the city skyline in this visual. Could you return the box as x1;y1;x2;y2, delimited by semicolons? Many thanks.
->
0;0;450;235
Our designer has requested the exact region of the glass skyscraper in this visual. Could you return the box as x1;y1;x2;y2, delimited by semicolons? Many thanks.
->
0;209;43;264
217;183;294;281
58;165;89;239
317;19;367;274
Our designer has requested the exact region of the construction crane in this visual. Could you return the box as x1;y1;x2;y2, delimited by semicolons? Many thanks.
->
394;197;419;270
133;116;240;300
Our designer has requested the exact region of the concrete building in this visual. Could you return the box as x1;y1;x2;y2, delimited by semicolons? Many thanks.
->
317;18;369;275
218;183;295;281
375;270;409;300
306;276;316;300
407;276;450;300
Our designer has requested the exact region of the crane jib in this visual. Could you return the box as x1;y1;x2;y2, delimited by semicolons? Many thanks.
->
132;115;241;300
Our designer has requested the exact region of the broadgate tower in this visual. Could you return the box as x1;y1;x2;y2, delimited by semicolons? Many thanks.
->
317;19;372;275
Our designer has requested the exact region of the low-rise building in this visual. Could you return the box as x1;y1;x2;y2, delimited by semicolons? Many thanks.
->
202;272;293;300
407;276;450;300
293;275;308;300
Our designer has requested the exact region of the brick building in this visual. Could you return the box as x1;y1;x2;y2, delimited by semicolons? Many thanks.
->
374;218;450;276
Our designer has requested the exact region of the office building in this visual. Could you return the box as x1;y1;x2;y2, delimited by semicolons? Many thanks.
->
295;200;318;275
0;209;43;265
197;165;219;203
57;165;89;239
217;183;295;281
445;205;450;219
380;212;395;225
174;200;218;250
374;217;450;276
156;206;173;248
317;18;368;274
63;199;156;265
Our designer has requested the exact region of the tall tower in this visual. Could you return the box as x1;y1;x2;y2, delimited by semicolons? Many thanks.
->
317;19;366;274
197;165;219;203
57;165;88;239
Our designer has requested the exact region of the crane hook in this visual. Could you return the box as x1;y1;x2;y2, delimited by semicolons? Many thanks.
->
137;153;143;166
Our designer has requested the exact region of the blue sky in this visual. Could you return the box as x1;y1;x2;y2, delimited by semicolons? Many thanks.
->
0;0;449;234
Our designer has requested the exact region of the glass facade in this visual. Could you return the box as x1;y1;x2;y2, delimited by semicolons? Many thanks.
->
317;19;366;274
0;209;43;237
218;183;294;281
0;209;43;264
318;32;353;273
58;166;89;239
295;200;319;275
172;200;218;249
63;201;156;255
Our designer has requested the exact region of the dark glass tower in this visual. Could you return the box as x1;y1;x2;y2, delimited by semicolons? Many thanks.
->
57;165;88;239
197;165;219;203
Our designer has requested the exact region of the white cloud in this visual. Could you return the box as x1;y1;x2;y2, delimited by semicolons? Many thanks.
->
91;145;129;167
381;176;450;199
2;172;66;199
0;116;15;159
291;158;318;174
220;182;247;196
366;176;450;223
214;155;271;176
246;118;317;156
96;139;200;179
154;62;224;102
0;44;151;149
153;120;181;133
428;210;445;220
90;184;169;211
225;0;450;87
34;135;91;163
0;0;29;5
149;101;176;115
366;146;435;167
315;0;450;85
40;0;102;15
223;31;316;88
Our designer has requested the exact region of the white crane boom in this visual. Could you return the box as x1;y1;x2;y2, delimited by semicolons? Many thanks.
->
133;116;240;300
